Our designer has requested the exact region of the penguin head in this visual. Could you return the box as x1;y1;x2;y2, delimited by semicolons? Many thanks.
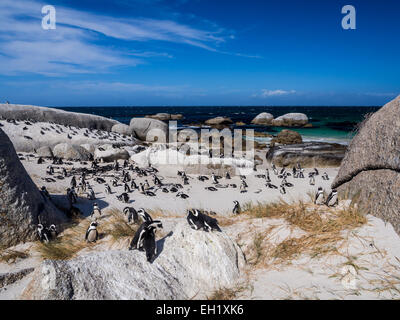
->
49;224;56;231
37;224;44;231
233;201;239;205
90;222;98;228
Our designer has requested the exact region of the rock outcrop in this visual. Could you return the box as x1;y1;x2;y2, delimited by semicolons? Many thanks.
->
23;222;245;300
271;129;302;145
271;113;308;127
266;142;346;167
0;119;137;153
129;118;168;142
146;113;184;121
53;143;92;161
0;104;119;131
332;95;400;235
111;123;131;136
251;112;274;125
0;128;65;248
204;117;233;126
94;144;130;162
36;146;53;158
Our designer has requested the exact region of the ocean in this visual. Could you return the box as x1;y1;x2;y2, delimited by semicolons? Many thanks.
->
55;106;380;145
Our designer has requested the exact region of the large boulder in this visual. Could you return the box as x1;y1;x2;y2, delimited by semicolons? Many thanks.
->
271;129;303;145
129;118;168;142
271;113;308;127
266;142;347;167
251;112;274;125
0;128;65;247
332;95;400;235
36;146;53;158
52;143;92;161
94;144;130;162
204;117;233;126
0;104;119;131
111;123;131;136
23;222;245;300
0;119;137;153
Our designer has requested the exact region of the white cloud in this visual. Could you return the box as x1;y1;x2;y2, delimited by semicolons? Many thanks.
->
254;89;297;97
0;0;238;76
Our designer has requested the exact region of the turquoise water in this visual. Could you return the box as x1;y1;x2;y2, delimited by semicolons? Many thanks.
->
55;105;380;145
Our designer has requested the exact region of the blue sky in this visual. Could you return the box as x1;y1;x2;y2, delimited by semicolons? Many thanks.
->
0;0;399;106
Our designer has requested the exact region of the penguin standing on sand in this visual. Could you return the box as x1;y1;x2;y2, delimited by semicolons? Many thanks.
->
85;222;99;243
326;189;338;207
233;201;241;214
104;183;112;194
226;172;231;180
322;172;329;180
211;173;219;184
123;207;139;224
309;175;315;186
240;180;247;193
279;184;286;195
91;202;101;220
314;187;325;205
70;176;77;188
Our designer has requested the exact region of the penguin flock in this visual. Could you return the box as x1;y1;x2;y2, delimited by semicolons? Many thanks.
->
30;145;337;264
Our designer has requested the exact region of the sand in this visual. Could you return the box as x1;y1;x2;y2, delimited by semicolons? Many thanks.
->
1;124;400;300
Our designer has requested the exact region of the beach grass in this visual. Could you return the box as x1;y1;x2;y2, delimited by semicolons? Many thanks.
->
0;249;29;264
241;200;367;265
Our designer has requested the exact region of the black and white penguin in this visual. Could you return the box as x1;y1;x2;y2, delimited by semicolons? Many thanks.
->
70;176;77;188
272;164;278;176
198;175;209;182
67;188;77;204
279;184;286;194
309;175;315;186
205;186;218;191
144;190;156;197
233;200;241;214
240;180;247;193
48;224;58;240
124;182;131;193
131;179;138;189
322;172;329;180
298;168;305;178
86;187;96;200
112;178;118;187
104;183;112;194
326;189;338;207
123;207;139;224
37;157;44;164
128;220;163;262
211;173;219;184
137;208;153;223
91;202;102;219
95;177;106;184
85;222;99;243
225;172;231;179
37;224;50;243
40;186;51;200
176;192;189;199
186;209;221;232
314;187;325;205
117;192;129;203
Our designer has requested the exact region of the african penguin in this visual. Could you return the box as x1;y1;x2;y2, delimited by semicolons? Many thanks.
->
85;222;99;243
